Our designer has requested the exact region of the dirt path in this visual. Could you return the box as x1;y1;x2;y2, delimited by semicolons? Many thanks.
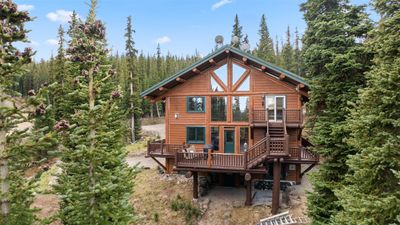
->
126;152;159;169
142;123;165;139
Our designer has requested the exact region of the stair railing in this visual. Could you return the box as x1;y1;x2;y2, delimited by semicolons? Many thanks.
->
245;135;270;169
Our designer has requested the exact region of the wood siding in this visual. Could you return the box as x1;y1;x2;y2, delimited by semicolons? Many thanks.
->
157;57;304;173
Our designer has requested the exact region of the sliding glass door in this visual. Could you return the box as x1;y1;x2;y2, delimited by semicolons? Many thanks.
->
265;96;286;121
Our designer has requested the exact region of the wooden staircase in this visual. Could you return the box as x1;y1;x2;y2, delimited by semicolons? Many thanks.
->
245;121;289;169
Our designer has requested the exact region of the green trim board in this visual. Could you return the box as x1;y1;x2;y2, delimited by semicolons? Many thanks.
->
140;45;308;98
186;96;206;113
186;126;206;144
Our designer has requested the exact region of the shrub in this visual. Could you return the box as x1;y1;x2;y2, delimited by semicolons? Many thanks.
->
170;195;201;223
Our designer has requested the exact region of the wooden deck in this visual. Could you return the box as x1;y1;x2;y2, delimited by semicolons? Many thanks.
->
147;139;319;172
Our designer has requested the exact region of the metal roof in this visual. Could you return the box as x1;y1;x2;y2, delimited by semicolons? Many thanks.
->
140;45;308;98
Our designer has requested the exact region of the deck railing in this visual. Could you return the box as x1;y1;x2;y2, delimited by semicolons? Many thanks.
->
147;140;185;156
288;147;319;162
251;109;303;124
245;135;270;166
176;152;244;170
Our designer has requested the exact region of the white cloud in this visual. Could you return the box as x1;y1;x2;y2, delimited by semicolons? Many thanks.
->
46;39;58;46
46;10;78;23
18;4;34;11
156;36;171;44
29;41;39;47
211;0;232;10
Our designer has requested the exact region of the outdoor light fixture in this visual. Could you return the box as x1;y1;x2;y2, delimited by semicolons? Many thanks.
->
175;113;179;119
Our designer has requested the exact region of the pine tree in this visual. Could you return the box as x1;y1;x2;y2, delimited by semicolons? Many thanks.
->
124;16;142;142
255;14;275;63
0;1;37;224
274;35;282;66
293;28;302;75
55;1;136;223
281;26;294;72
52;25;68;121
301;0;373;223
231;14;243;48
333;1;400;224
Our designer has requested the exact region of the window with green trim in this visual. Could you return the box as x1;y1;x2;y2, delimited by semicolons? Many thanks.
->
186;127;205;144
187;96;205;112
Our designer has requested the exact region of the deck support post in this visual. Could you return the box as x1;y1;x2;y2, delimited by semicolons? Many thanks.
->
245;178;252;206
193;171;198;200
272;158;282;214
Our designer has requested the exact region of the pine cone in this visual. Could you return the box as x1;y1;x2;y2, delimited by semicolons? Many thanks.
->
27;89;36;96
35;104;46;115
111;90;121;99
54;120;70;131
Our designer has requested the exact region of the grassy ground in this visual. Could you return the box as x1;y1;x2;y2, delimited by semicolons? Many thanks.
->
131;169;193;225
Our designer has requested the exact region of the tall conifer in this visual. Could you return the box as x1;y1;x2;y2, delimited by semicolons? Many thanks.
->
300;0;372;223
255;14;275;63
333;1;400;224
55;1;136;223
293;27;302;75
281;26;294;72
124;16;142;142
0;1;36;224
231;14;243;48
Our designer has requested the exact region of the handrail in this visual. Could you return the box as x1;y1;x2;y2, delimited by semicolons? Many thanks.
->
283;109;287;135
147;140;184;156
245;135;270;168
176;152;244;169
251;109;302;124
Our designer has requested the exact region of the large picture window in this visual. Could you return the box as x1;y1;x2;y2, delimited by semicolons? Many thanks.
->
211;96;227;121
186;127;205;144
232;96;249;121
187;96;205;112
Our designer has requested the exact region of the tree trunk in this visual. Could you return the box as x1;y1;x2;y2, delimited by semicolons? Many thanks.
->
156;103;160;118
0;91;9;224
129;72;135;143
88;68;96;215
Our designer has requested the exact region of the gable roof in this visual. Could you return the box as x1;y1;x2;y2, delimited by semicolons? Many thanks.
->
140;45;308;98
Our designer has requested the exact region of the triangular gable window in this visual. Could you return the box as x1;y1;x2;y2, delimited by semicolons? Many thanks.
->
236;75;250;91
214;64;228;86
211;76;224;92
232;63;246;85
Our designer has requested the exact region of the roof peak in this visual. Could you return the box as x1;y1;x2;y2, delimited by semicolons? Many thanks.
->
141;45;307;98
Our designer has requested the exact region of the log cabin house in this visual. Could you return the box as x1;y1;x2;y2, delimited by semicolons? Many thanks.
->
141;45;319;214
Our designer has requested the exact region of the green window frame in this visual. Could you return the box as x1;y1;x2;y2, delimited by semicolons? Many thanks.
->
186;96;205;113
186;126;206;144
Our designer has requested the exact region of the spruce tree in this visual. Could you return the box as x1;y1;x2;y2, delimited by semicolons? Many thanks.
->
301;0;372;223
231;14;243;48
293;28;302;75
255;14;275;63
333;1;400;224
55;1;136;224
52;25;67;120
124;16;142;142
274;35;282;66
281;26;294;71
0;1;37;224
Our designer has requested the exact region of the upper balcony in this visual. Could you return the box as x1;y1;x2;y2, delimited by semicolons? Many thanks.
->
250;109;303;128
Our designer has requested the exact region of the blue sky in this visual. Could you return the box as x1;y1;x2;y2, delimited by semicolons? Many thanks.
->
15;0;375;61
